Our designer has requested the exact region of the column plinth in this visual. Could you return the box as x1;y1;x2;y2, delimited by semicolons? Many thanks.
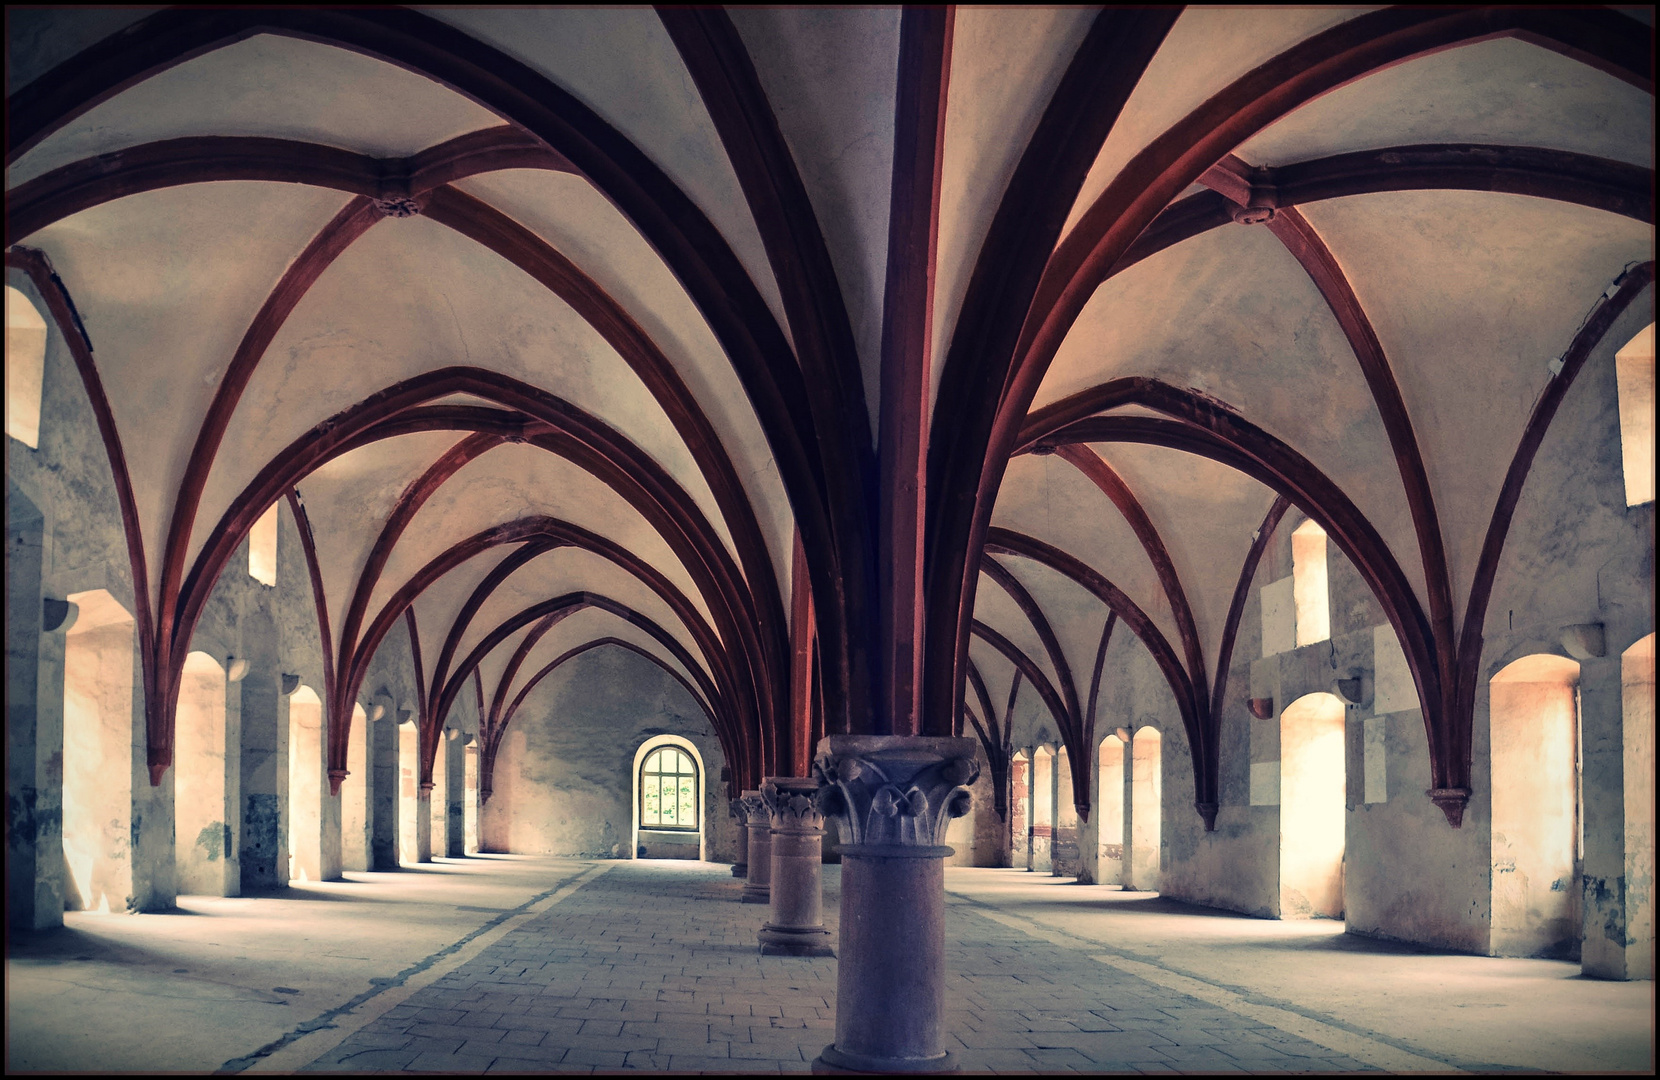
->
728;798;749;877
759;777;833;956
811;735;978;1075
739;790;771;903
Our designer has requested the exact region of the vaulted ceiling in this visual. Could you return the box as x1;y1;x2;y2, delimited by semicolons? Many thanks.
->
8;7;1652;820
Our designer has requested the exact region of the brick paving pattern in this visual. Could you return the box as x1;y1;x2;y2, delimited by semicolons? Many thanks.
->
302;862;1378;1074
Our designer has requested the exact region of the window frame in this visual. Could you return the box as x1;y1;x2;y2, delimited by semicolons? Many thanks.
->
638;745;700;832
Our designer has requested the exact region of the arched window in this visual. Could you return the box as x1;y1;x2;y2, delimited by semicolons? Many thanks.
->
1292;519;1330;646
1616;323;1654;507
640;745;699;831
248;502;278;587
6;285;46;449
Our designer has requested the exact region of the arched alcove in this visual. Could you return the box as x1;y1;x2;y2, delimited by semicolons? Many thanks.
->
632;734;705;862
176;652;231;896
62;589;134;913
1280;693;1346;919
5;285;46;449
1490;653;1580;958
1292;520;1330;647
397;717;421;865
341;703;370;872
287;685;324;883
1009;750;1029;869
1031;746;1054;874
1615;323;1654;507
1621;634;1654;979
1129;727;1162;892
1097;734;1126;888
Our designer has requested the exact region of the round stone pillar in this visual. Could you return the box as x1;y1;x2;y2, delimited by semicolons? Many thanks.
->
729;798;749;877
812;735;978;1074
740;790;771;903
759;777;833;956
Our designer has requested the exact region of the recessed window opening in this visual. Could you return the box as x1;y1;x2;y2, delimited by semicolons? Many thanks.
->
1292;520;1330;647
248;503;278;587
430;730;450;857
632;736;705;861
342;703;370;872
1490;654;1580;959
1010;750;1030;868
5;285;46;449
1279;693;1346;919
1031;746;1054;874
176;651;230;896
1096;735;1126;888
1622;634;1655;979
463;741;480;855
1129;727;1162;891
62;590;135;913
398;718;420;865
287;685;323;883
1616;323;1654;507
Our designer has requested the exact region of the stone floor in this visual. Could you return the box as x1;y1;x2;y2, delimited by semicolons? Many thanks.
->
6;857;1654;1074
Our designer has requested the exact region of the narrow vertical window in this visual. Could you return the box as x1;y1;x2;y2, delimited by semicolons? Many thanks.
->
640;746;699;830
249;503;278;586
1616;323;1654;507
1292;519;1330;646
5;285;46;449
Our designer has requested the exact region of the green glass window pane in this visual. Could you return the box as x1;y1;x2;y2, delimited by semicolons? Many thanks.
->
679;783;696;827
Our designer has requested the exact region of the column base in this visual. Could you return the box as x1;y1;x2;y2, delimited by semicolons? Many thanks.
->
759;924;833;957
731;863;748;878
741;883;771;904
814;1044;957;1074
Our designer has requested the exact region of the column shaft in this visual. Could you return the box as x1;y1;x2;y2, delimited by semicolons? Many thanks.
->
812;735;978;1074
760;777;832;956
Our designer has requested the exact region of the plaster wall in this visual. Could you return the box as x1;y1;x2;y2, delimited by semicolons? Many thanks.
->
482;645;739;863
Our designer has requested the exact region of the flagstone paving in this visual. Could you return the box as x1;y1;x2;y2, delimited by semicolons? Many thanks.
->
301;862;1386;1074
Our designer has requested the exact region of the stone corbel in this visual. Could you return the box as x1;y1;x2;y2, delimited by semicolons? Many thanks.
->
1560;622;1606;660
1331;670;1370;708
811;735;978;850
42;597;78;633
1427;787;1472;828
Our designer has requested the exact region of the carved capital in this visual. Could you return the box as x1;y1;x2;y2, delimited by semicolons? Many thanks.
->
729;798;748;825
738;789;768;826
811;735;978;849
762;777;824;835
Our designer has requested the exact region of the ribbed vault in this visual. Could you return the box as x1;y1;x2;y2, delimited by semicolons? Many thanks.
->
7;4;1651;831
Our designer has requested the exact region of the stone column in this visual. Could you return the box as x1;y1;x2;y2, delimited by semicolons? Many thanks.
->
813;735;978;1074
729;798;749;878
740;790;771;903
759;777;832;956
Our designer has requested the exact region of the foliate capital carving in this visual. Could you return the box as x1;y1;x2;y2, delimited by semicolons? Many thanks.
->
762;777;824;834
811;735;978;849
738;789;768;826
729;798;748;825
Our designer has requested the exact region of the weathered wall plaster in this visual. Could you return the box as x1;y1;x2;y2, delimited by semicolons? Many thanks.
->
482;644;739;863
